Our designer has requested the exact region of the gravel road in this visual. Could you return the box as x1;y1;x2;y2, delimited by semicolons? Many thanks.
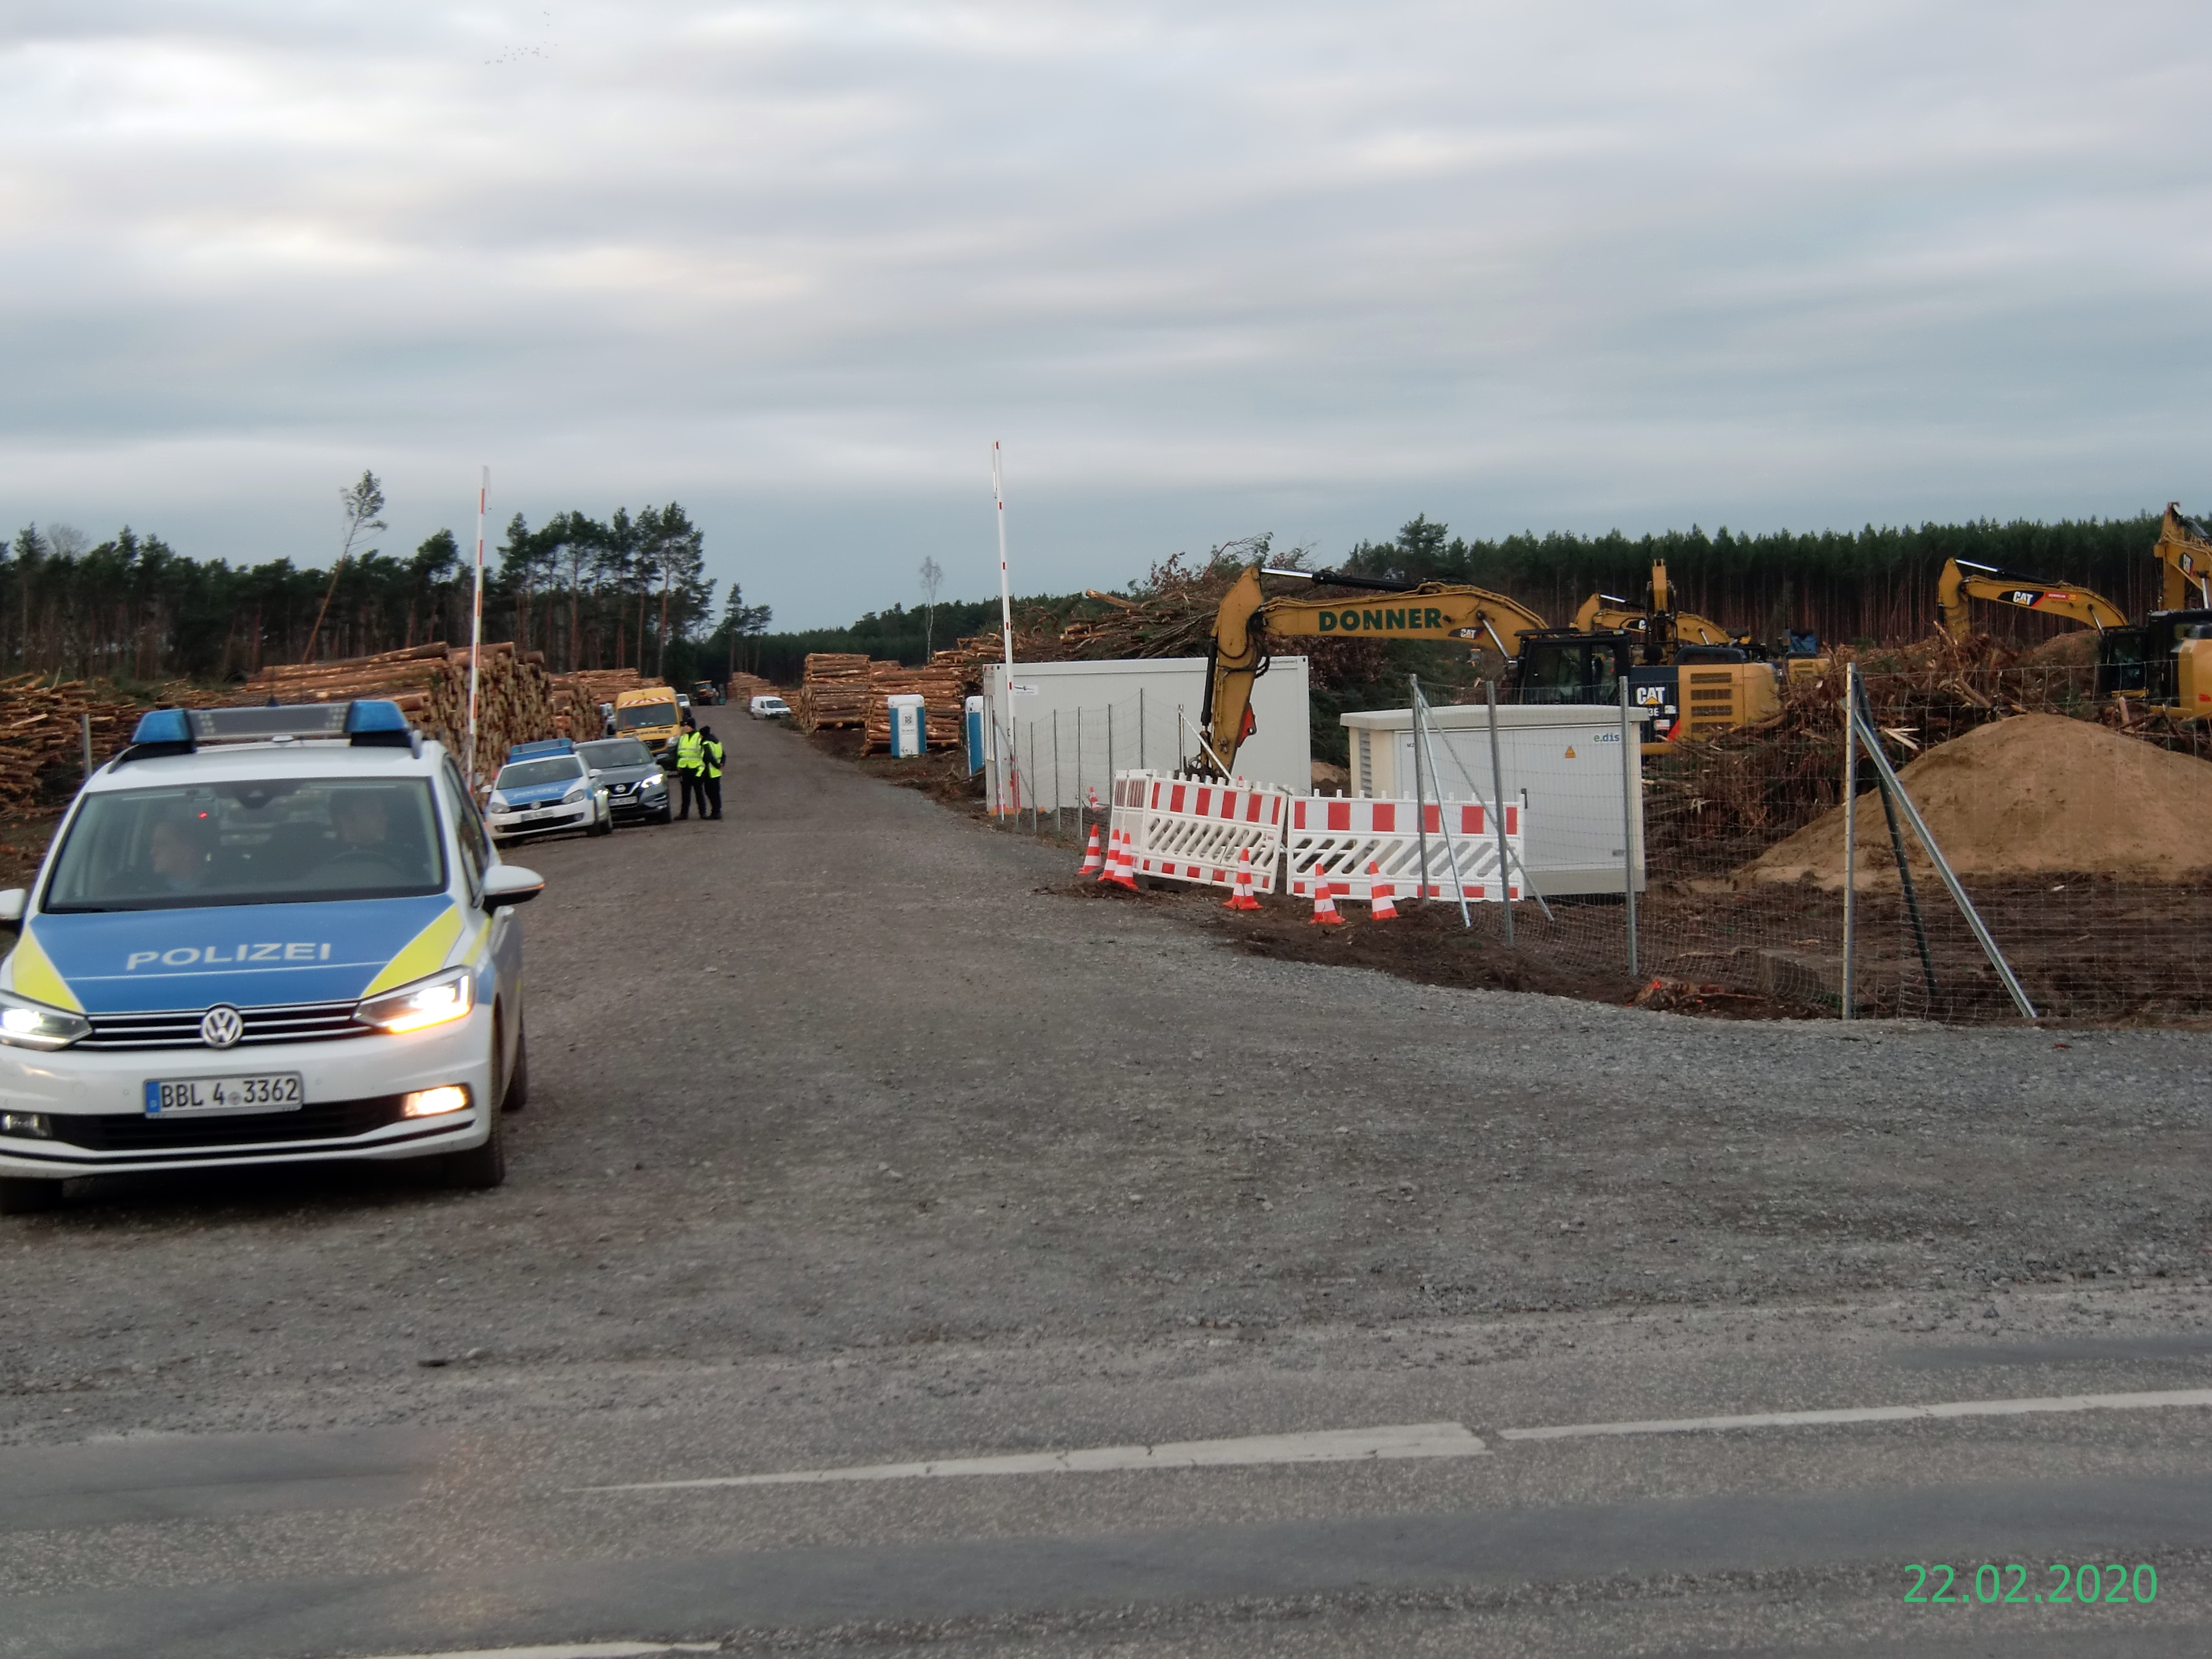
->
2;714;2209;1656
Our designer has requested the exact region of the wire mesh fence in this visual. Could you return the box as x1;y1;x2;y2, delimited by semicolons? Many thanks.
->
974;664;2212;1027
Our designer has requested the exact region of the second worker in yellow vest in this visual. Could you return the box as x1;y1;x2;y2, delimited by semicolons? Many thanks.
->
697;726;725;821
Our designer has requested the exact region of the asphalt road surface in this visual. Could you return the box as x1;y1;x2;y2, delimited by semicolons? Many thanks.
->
3;714;2210;1658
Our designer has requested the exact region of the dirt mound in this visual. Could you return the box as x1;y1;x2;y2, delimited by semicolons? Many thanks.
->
1743;713;2212;888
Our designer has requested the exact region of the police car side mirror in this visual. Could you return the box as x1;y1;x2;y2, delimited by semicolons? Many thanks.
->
482;866;544;909
0;889;23;930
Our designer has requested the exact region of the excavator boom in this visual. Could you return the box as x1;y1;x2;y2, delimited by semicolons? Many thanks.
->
2157;503;2212;612
1201;566;1550;775
1936;558;2130;641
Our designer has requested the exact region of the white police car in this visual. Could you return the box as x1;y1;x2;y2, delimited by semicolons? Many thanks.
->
0;700;542;1213
484;740;612;844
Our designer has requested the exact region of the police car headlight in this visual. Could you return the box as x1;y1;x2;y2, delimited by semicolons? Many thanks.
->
487;791;510;812
561;785;588;805
356;969;475;1034
0;992;90;1051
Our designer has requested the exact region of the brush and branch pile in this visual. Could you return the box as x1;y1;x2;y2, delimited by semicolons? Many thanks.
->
1643;631;2207;879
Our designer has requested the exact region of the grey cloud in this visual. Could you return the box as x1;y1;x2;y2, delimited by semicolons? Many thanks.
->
1;1;2206;627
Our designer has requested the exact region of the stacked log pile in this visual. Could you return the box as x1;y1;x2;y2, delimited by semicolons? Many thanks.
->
220;641;556;784
0;675;168;814
723;672;778;704
863;661;968;751
793;654;872;731
547;667;655;738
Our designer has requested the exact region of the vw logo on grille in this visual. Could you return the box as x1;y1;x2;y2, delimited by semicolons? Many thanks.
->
200;1005;244;1049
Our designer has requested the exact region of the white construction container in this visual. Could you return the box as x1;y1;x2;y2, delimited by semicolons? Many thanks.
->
1340;703;1643;896
981;657;1310;813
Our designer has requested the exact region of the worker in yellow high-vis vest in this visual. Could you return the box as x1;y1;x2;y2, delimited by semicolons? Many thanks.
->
698;725;726;820
672;719;706;820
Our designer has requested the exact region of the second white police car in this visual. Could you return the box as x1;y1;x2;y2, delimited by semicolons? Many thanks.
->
0;700;542;1213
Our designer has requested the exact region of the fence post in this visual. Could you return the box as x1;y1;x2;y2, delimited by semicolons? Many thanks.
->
1411;675;1429;899
1052;709;1061;837
1412;682;1471;928
1851;688;2037;1020
1138;688;1145;771
1027;722;1038;834
1840;661;1858;1019
1485;680;1513;944
80;711;92;786
1619;675;1638;977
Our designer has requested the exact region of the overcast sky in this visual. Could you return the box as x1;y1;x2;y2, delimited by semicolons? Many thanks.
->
3;2;2208;629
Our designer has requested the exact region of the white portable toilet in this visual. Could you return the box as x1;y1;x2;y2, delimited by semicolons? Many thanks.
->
886;693;928;757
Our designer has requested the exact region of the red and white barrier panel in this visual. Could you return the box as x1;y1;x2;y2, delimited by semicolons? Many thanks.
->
1285;796;1525;902
1107;770;1286;894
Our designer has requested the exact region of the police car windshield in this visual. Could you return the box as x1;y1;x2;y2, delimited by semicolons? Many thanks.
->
44;779;447;912
495;758;584;789
577;739;653;769
615;700;676;729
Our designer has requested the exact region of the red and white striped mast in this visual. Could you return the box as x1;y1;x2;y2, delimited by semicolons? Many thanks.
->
992;441;1015;815
467;465;487;787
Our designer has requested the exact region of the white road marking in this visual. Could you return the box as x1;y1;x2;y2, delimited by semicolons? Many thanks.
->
343;1645;717;1659
1499;1387;2212;1442
582;1422;1489;1491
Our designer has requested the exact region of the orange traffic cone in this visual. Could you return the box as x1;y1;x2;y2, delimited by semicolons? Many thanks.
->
1078;826;1104;877
1222;845;1261;910
1103;828;1139;891
1311;881;1344;926
1368;860;1398;920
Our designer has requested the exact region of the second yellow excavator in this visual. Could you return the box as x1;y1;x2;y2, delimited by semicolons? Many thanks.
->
1936;557;2130;641
1934;534;2212;719
1572;560;1740;653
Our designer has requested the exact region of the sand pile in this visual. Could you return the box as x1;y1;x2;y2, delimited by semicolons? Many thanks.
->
1743;713;2212;888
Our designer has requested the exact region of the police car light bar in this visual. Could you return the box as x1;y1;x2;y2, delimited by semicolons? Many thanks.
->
121;700;418;761
504;738;575;763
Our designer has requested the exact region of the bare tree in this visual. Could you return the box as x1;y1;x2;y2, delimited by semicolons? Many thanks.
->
302;471;387;663
919;555;944;659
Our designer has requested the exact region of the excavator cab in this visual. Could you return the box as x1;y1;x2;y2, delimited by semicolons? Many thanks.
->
2099;608;2212;709
1512;630;1632;706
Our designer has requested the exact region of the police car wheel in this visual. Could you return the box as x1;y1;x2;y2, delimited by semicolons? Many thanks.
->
0;1177;63;1214
437;1109;505;1190
503;1021;530;1113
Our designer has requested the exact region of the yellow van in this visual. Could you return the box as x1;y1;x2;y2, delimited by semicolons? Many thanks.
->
611;685;684;754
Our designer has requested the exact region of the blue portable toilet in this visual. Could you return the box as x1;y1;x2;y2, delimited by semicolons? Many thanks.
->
964;695;984;775
886;693;927;757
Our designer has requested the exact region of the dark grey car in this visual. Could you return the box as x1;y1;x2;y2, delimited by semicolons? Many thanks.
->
577;737;671;826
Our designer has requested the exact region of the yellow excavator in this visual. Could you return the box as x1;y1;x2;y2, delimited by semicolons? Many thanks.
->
1936;557;2130;641
1934;529;2212;719
1198;561;1814;774
1198;564;1556;774
1572;560;1740;652
1568;559;1823;743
